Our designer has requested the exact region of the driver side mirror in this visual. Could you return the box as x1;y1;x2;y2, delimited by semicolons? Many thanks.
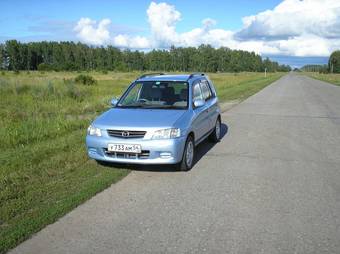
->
110;98;118;107
193;99;205;108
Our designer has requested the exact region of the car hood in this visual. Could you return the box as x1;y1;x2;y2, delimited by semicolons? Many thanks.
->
93;108;186;129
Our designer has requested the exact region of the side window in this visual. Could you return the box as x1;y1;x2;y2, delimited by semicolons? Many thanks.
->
193;83;203;101
200;81;212;101
206;80;216;98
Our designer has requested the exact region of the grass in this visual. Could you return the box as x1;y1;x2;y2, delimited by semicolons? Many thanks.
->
302;72;340;86
0;70;284;253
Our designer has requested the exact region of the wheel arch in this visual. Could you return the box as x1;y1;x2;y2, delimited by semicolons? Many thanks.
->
217;114;221;122
187;131;195;143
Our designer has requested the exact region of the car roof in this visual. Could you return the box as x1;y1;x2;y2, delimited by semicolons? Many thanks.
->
136;74;204;83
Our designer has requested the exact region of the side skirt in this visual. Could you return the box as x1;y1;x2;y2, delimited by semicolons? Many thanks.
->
195;128;214;146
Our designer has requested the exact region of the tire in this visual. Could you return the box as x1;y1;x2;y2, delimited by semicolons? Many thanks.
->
177;135;195;171
209;117;221;143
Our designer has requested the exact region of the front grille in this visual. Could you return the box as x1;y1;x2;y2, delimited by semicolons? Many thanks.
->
107;130;146;139
104;149;150;159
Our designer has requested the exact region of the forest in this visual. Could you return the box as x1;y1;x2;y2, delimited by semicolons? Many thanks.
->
0;40;291;73
300;64;328;73
301;50;340;73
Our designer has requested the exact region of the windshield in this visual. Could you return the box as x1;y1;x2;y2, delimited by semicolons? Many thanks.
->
117;81;188;109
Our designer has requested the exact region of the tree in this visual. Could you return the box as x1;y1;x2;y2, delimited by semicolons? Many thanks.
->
301;64;327;73
0;44;6;69
5;40;21;70
0;40;290;73
329;51;340;73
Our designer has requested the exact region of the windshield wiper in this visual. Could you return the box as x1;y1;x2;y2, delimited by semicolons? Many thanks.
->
117;103;149;108
162;105;186;109
142;105;186;109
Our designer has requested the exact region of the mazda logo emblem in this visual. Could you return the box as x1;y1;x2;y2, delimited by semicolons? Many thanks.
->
122;131;129;137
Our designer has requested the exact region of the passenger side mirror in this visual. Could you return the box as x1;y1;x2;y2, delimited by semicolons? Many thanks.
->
193;99;205;108
110;98;118;107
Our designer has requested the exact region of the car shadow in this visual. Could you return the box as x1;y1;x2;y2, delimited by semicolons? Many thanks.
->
98;123;229;172
192;123;228;167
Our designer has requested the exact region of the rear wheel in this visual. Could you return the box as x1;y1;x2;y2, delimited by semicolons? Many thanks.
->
177;135;195;171
209;117;221;143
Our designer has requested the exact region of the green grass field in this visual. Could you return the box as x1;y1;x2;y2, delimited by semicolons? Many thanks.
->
302;72;340;86
0;70;284;253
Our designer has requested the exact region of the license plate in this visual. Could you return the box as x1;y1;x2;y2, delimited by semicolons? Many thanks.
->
107;144;142;154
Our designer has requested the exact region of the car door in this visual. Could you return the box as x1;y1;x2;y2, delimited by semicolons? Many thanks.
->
199;79;218;130
192;80;210;142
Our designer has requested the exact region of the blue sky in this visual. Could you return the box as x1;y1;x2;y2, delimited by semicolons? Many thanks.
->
1;0;339;67
1;0;281;39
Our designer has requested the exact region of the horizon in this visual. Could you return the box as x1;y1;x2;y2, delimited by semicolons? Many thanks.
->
1;0;339;67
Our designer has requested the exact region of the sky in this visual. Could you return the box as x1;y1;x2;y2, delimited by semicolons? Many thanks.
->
1;0;339;67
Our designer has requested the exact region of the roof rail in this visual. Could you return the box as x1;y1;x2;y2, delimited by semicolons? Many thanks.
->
137;72;165;79
187;72;205;81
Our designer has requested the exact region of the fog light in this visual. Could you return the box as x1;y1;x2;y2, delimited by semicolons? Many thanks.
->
88;148;97;155
160;152;172;158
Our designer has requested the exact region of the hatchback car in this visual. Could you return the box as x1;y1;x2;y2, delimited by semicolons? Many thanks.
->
86;73;221;171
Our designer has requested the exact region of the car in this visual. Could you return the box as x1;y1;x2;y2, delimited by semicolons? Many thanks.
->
86;73;221;171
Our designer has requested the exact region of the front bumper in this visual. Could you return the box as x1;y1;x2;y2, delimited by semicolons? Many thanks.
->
86;135;187;165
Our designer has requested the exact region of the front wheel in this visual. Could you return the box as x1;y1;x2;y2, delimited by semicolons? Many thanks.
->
177;135;195;171
209;117;221;143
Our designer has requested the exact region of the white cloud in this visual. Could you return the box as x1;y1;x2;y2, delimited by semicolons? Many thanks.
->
113;34;150;48
236;0;340;56
74;18;111;45
74;0;340;56
202;18;217;29
266;34;331;57
144;2;235;49
146;1;181;47
238;0;340;40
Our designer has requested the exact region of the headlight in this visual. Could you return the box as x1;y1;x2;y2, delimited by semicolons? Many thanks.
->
87;125;102;137
152;128;180;139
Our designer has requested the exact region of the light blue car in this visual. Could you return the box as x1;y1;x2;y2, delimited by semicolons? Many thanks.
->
86;73;221;171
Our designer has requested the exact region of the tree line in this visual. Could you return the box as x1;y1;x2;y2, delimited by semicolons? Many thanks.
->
0;40;291;73
300;64;328;73
301;51;340;73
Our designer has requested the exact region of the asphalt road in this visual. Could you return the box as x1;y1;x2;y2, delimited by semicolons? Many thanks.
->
11;74;340;254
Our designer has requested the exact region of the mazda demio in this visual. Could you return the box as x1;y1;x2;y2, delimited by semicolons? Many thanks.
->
86;73;221;171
